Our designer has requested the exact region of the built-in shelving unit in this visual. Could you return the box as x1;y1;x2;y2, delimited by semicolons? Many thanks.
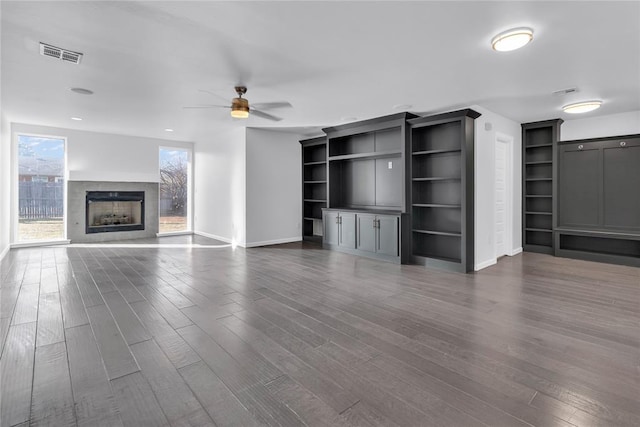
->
407;109;480;273
300;137;327;243
521;119;563;254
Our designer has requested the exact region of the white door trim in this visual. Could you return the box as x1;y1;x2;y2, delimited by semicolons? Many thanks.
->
494;132;514;259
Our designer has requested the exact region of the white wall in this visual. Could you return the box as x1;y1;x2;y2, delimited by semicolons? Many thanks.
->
472;105;522;271
0;114;10;259
193;127;246;245
11;123;193;183
560;110;640;141
245;128;302;247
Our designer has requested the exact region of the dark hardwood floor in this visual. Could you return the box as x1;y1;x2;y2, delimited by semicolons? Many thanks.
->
1;235;638;426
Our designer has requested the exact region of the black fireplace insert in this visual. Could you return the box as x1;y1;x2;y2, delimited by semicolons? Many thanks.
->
86;191;145;234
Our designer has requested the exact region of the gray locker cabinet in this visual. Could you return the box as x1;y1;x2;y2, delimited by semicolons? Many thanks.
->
555;135;640;267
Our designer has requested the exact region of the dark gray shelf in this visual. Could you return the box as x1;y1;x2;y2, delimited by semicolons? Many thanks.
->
328;149;401;161
303;199;327;203
525;195;552;198
303;161;326;166
303;217;322;221
526;143;553;148
412;177;460;182
525;211;552;215
303;180;327;184
413;203;461;208
525;228;552;233
525;161;552;165
525;178;552;182
412;229;461;237
412;148;461;156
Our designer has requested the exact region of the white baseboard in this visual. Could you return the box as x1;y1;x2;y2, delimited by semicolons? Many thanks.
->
245;237;302;248
508;247;523;256
0;244;9;262
194;231;234;245
156;230;193;237
475;258;497;271
10;239;71;249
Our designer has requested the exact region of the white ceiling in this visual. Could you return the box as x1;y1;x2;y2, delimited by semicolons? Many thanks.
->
2;1;639;143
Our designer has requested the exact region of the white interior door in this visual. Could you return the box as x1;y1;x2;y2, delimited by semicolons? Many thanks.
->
495;139;508;258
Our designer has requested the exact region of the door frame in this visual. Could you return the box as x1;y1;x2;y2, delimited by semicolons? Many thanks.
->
494;132;514;258
12;132;68;245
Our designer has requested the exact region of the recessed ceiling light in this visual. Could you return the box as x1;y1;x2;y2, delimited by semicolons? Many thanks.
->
491;27;534;52
562;100;602;114
70;87;93;95
71;117;82;121
164;128;174;132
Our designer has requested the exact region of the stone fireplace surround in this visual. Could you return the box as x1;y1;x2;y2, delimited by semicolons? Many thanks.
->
67;181;159;243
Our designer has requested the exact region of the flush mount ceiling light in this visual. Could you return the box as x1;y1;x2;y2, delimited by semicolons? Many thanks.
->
562;100;602;114
491;27;534;52
70;87;93;95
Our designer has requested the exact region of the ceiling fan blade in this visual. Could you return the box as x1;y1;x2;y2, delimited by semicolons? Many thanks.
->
183;104;229;109
197;89;230;102
251;109;283;122
251;101;292;110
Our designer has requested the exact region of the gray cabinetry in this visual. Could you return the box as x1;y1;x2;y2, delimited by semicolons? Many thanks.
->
521;119;563;254
300;137;327;244
356;213;399;257
322;210;356;249
408;109;480;273
556;135;640;267
324;209;402;263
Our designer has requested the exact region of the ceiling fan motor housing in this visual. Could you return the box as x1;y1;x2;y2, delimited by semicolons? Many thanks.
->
231;97;250;114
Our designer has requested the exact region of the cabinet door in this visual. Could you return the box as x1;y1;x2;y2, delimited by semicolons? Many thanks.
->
323;211;339;245
559;146;600;227
377;215;399;256
356;213;377;253
603;139;640;230
339;212;357;249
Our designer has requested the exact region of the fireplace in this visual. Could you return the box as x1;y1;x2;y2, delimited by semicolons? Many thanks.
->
86;191;145;234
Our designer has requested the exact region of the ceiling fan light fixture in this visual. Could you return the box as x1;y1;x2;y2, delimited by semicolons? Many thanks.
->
562;100;602;114
491;27;533;52
230;97;250;119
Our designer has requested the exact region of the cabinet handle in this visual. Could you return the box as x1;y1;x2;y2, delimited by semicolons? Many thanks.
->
373;218;377;228
578;144;584;150
620;141;627;147
336;216;340;224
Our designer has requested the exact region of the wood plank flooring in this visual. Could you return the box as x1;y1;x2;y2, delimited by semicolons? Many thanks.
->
1;235;638;426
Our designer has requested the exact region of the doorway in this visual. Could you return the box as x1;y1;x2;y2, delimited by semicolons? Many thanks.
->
494;133;513;258
15;134;66;243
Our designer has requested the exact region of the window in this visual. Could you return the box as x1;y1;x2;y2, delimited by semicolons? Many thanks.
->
17;134;66;242
159;147;191;233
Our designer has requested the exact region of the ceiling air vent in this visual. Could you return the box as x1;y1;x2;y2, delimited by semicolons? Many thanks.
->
39;42;83;64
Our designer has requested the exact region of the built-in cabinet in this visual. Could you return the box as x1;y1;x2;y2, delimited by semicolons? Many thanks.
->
323;209;402;263
555;135;640;266
521;119;563;254
301;110;479;272
407;109;479;272
301;137;327;243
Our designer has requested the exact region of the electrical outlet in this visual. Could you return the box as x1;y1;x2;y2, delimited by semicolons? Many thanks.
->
388;161;393;169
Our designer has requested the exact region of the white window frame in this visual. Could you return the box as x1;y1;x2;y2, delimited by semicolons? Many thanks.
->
13;132;68;246
158;146;193;236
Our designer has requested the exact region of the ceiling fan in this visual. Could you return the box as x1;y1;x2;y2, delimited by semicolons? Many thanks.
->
185;86;292;121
